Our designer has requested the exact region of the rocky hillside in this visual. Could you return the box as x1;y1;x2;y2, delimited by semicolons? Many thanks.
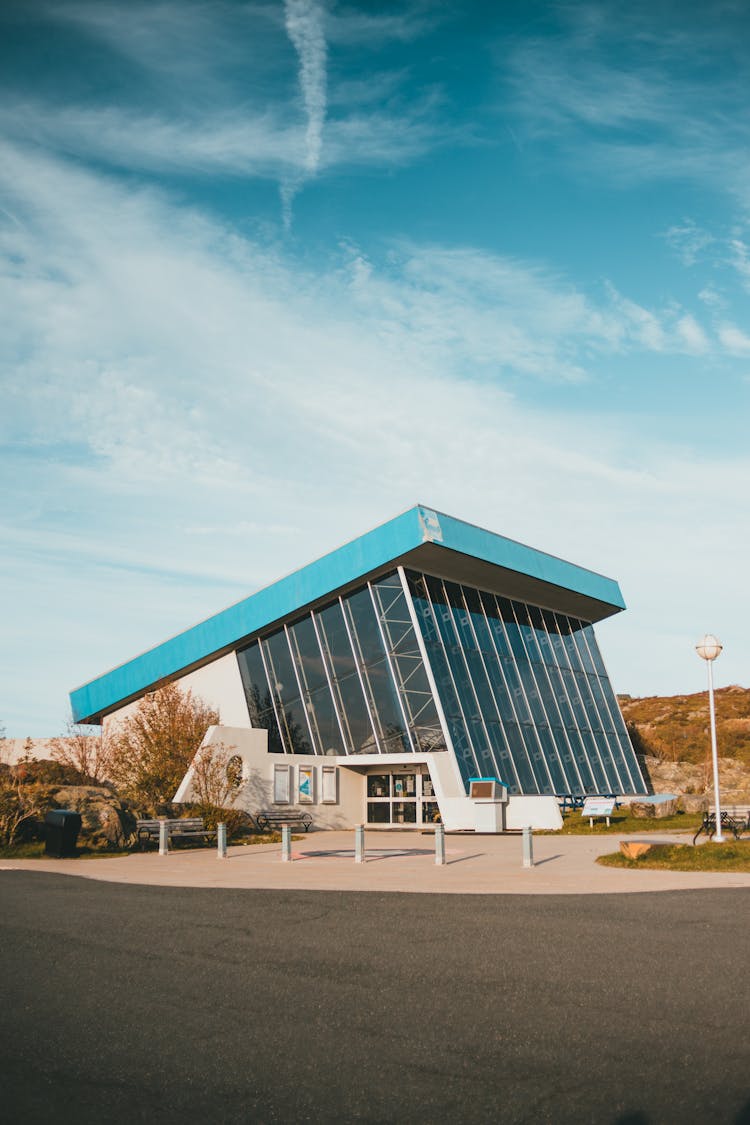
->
618;685;750;767
618;685;750;801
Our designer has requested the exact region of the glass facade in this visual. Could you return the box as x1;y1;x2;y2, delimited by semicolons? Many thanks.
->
236;572;446;758
235;567;646;797
405;571;644;796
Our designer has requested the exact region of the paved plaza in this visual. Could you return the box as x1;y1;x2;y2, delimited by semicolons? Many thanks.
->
4;828;750;894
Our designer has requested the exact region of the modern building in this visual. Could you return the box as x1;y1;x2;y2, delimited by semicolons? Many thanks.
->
70;506;647;830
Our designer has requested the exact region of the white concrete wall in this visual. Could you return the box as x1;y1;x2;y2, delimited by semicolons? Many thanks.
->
0;738;69;765
505;796;563;831
175;726;364;830
103;652;250;734
175;738;565;833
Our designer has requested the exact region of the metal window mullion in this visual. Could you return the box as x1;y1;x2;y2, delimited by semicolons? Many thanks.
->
283;623;320;756
571;623;632;793
478;592;539;793
310;609;352;756
578;623;634;792
577;625;643;792
514;602;581;794
257;638;290;755
548;612;603;788
497;600;552;793
553;613;609;790
397;568;460;767
339;595;383;755
458;586;522;793
314;612;359;753
560;614;620;789
531;614;587;794
430;578;485;778
399;658;424;688
368;581;417;754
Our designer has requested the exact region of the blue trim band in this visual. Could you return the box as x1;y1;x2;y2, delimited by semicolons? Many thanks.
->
70;505;626;723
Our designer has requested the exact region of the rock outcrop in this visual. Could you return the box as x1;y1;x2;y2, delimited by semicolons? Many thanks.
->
51;786;137;848
638;756;750;807
631;796;678;819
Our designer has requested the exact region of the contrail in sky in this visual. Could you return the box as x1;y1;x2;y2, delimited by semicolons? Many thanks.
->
282;0;327;229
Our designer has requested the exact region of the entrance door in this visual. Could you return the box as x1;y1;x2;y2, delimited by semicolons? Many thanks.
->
366;770;439;826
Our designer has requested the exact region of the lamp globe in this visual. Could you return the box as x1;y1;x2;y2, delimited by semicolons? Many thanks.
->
695;634;722;662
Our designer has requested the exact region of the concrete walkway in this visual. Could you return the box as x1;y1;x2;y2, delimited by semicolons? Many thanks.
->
3;829;749;894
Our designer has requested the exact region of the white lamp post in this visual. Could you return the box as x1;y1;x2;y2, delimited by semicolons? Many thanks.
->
695;634;724;842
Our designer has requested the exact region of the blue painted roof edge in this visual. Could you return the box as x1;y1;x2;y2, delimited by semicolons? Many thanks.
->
70;504;625;723
435;510;624;610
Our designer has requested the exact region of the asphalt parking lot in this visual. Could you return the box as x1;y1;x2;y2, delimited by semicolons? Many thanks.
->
1;871;749;1124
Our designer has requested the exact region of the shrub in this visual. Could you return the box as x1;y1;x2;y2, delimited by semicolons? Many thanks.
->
107;684;219;810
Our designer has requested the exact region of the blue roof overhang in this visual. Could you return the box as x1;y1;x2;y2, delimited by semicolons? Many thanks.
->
70;505;626;724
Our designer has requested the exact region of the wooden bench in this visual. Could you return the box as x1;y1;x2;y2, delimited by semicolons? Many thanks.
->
136;817;216;850
255;810;313;834
692;809;750;845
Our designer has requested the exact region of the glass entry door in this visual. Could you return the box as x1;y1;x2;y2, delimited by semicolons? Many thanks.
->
366;770;440;826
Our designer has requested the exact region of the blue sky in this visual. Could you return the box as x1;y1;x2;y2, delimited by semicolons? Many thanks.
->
1;0;748;737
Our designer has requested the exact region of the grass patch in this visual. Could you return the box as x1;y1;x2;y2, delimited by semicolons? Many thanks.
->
0;841;47;859
541;809;704;835
597;839;750;872
0;841;131;860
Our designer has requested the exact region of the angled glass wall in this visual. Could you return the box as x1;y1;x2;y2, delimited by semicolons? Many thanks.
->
236;571;446;758
404;570;645;796
235;565;645;798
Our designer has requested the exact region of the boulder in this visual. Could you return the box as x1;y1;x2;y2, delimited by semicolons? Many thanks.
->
620;841;657;859
51;786;136;848
630;796;678;819
678;794;709;814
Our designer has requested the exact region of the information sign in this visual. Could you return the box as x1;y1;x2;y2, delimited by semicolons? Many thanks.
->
581;798;615;817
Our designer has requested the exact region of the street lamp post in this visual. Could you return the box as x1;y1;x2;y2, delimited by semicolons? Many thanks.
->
695;634;724;842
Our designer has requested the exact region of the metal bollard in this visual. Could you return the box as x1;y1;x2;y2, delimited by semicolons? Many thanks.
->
354;824;365;864
522;825;534;868
158;819;169;856
217;822;227;859
281;824;292;862
434;822;446;865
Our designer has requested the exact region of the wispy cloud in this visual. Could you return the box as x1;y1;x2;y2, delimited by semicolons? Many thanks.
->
2;141;749;730
502;3;750;206
282;0;327;227
717;322;750;356
1;1;443;226
284;0;327;174
662;220;714;267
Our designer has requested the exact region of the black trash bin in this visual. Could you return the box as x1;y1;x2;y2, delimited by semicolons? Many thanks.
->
45;810;82;857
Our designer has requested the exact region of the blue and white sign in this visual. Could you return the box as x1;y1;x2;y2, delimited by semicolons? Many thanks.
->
581;798;615;817
298;766;314;804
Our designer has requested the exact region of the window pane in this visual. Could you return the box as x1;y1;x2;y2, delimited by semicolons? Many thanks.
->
277;695;314;756
258;706;285;754
288;616;328;694
392;801;417;824
306;683;346;756
236;642;272;725
364;660;409;752
263;629;300;706
336;672;378;754
316;601;357;680
367;774;391;797
367;802;390;823
343;586;387;667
